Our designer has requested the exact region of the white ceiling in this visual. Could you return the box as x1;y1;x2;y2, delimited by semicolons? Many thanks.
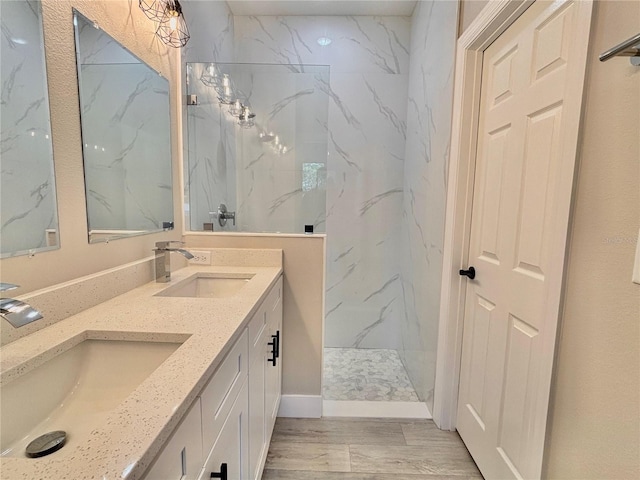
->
226;1;418;17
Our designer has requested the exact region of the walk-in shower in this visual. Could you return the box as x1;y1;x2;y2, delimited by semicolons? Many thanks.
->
185;62;329;234
184;59;424;415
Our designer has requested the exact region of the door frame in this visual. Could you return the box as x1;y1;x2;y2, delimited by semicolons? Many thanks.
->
433;0;593;432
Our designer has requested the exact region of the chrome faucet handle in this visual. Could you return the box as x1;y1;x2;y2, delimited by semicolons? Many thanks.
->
1;298;43;328
0;283;19;292
154;240;185;250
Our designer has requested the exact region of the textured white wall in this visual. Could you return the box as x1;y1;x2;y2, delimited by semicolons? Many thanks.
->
458;0;488;35
184;233;326;398
545;0;640;477
399;0;458;407
0;0;182;297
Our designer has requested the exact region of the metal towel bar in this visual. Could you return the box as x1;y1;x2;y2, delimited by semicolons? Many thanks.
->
599;32;640;65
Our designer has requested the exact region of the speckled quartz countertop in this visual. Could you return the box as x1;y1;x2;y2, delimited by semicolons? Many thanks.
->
0;261;282;480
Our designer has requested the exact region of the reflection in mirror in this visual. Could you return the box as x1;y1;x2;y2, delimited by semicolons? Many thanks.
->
73;10;173;244
0;0;59;258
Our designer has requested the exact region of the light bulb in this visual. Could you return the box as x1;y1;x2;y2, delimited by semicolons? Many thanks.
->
169;15;178;32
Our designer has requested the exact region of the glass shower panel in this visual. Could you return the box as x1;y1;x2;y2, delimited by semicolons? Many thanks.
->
186;63;329;234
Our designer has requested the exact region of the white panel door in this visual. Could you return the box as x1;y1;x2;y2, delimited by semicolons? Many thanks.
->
456;1;592;479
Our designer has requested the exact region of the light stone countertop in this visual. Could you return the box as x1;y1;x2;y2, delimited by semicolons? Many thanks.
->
0;263;283;480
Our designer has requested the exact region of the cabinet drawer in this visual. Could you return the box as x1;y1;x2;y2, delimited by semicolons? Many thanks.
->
201;329;248;456
143;398;202;480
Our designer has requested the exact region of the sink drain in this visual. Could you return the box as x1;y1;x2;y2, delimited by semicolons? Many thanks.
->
25;431;67;458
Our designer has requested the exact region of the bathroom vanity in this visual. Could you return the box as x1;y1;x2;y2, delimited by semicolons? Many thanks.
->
144;275;283;480
0;250;283;480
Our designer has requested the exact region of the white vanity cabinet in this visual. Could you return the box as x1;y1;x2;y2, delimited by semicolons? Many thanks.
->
247;277;283;480
264;279;282;437
142;398;203;480
142;276;282;480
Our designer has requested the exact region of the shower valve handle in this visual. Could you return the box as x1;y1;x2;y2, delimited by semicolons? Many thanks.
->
212;203;236;227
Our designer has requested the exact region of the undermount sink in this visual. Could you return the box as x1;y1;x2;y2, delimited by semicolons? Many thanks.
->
0;338;182;458
155;273;254;299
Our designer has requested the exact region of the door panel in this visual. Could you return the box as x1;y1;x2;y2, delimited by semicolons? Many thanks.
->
456;1;592;478
467;295;494;425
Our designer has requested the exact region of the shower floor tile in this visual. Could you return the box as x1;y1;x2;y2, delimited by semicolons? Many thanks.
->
323;348;419;402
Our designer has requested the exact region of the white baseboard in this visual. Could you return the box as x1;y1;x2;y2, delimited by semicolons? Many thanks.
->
322;400;432;419
278;395;323;418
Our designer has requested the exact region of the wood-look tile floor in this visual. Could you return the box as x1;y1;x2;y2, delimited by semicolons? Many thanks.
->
261;417;483;479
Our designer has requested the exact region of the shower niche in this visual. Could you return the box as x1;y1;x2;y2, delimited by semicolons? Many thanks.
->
185;62;330;234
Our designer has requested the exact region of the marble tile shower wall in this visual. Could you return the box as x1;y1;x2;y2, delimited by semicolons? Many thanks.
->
185;63;237;231
231;66;330;233
400;1;458;405
181;0;237;231
234;16;411;349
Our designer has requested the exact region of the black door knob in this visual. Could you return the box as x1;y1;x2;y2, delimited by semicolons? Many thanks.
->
459;266;476;280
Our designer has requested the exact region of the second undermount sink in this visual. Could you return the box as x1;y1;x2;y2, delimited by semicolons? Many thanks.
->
155;273;254;299
0;338;183;458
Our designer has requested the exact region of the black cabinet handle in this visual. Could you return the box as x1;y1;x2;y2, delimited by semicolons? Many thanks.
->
274;330;280;358
268;336;277;366
459;266;476;280
210;463;227;480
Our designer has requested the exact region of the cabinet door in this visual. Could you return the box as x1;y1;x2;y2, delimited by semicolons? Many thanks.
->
265;278;283;436
200;380;249;480
143;398;203;480
248;326;268;480
200;330;248;457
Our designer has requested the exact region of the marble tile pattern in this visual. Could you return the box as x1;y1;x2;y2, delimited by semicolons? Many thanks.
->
323;347;419;402
181;0;236;231
76;20;173;231
0;0;59;256
185;62;238;231
234;15;411;350
262;417;482;478
399;1;459;408
230;63;330;233
0;250;283;480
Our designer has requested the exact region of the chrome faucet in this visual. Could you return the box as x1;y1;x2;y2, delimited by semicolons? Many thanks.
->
0;283;43;328
154;241;194;283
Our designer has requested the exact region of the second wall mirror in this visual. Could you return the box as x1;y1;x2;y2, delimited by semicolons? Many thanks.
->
1;0;59;258
73;10;174;244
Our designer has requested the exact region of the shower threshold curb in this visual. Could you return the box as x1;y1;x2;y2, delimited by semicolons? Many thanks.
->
323;400;431;419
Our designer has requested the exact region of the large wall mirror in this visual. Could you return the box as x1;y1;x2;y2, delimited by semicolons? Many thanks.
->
73;10;174;244
1;0;60;258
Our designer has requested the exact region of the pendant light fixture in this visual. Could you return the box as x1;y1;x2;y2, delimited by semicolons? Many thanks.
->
139;0;190;48
139;0;169;22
